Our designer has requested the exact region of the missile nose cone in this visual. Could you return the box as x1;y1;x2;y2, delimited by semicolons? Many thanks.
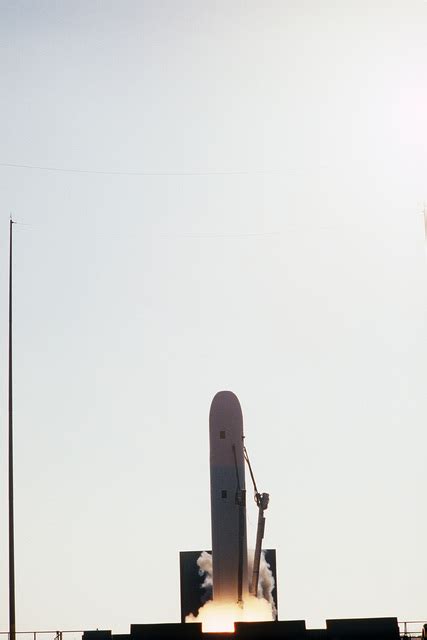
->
209;391;243;428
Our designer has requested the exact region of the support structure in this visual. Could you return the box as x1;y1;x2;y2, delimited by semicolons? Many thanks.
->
9;219;16;640
243;446;270;597
251;492;270;596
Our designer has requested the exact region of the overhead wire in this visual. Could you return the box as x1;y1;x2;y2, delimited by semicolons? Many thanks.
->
0;162;281;177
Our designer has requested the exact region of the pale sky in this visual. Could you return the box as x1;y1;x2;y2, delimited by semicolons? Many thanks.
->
0;0;426;634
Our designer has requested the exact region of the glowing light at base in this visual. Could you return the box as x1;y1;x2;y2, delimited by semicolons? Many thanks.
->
185;596;275;633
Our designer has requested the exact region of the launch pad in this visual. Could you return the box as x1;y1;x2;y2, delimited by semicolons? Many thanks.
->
83;617;402;640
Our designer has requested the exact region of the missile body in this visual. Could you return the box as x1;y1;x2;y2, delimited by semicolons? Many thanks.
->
209;391;248;604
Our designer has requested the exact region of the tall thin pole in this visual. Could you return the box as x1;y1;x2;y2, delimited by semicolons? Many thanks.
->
423;204;427;246
9;218;16;640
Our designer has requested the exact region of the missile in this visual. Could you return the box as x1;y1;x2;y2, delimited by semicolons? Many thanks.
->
209;390;248;604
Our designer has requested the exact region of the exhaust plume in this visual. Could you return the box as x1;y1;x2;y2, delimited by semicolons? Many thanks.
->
185;550;276;632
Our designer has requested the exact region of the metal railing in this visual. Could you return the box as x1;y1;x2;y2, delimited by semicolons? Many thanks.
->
0;622;425;639
0;631;84;640
399;620;427;638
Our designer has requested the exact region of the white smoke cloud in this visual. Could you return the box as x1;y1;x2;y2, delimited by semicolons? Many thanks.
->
197;550;213;600
247;550;277;619
186;549;277;630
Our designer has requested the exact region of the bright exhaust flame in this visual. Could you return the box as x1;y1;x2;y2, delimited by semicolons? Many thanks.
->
186;595;275;633
185;550;277;632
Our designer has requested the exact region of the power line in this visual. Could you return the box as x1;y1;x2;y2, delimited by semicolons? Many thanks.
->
0;162;281;177
161;231;280;239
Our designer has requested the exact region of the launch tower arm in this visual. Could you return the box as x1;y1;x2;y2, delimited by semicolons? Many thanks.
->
243;447;270;596
251;491;269;595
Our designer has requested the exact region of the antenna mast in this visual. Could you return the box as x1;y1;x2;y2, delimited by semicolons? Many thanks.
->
9;218;16;640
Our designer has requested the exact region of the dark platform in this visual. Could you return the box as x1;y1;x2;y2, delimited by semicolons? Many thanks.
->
83;617;400;640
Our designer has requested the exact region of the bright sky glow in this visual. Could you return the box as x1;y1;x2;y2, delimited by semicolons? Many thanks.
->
0;0;426;634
